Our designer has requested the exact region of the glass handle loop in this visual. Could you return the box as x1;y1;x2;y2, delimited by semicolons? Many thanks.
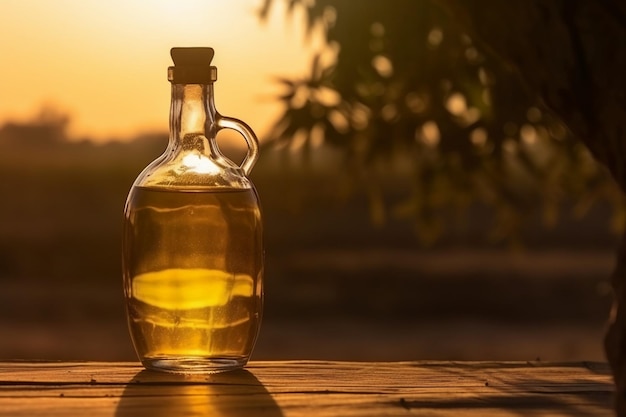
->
216;116;259;176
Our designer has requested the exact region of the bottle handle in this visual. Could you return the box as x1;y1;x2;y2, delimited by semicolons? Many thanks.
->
216;115;259;176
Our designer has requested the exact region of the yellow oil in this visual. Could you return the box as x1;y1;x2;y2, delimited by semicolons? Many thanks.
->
123;186;263;370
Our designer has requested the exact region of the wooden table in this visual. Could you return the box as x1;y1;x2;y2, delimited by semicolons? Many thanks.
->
0;361;614;416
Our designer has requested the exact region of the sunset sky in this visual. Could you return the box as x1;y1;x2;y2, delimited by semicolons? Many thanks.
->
0;0;321;142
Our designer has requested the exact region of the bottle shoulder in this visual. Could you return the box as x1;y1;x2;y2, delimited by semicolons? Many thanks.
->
132;151;254;191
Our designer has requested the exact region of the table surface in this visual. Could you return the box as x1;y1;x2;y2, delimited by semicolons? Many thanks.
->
0;360;615;416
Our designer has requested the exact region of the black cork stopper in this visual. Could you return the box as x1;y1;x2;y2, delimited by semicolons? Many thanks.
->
168;47;217;84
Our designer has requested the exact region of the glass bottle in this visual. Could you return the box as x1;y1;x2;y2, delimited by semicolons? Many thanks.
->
122;47;263;373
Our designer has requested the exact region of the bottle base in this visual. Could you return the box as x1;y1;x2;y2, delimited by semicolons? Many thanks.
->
141;356;249;374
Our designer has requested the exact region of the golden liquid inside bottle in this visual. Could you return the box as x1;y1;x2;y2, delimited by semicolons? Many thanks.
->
123;186;263;372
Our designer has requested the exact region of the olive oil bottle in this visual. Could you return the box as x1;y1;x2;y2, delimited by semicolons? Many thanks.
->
123;48;263;373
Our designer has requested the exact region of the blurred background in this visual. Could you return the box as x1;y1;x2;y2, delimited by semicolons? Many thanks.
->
0;0;621;362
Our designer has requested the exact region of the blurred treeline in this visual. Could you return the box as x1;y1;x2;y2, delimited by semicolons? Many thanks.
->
0;112;160;283
0;110;363;285
0;108;621;288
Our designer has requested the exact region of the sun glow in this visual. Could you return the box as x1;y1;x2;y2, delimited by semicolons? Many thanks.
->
152;0;206;18
0;0;321;142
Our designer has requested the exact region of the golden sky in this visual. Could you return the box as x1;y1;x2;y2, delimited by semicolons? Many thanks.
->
0;0;321;142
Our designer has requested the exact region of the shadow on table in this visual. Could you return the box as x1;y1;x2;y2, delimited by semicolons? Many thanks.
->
115;369;284;417
395;363;613;417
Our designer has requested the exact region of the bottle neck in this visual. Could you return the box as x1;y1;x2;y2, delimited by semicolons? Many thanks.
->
169;83;217;144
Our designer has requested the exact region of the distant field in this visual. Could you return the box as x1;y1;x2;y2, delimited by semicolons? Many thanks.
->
0;138;619;361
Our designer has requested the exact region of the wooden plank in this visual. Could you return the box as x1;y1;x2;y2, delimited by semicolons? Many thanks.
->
0;361;614;416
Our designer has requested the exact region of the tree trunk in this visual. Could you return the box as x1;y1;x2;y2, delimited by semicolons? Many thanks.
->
437;0;626;414
607;235;626;416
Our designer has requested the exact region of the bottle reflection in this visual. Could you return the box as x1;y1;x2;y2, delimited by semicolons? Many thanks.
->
115;369;283;417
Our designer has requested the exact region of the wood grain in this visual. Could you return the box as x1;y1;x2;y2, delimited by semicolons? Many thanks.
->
0;361;614;416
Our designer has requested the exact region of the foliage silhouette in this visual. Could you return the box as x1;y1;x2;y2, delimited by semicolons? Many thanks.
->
259;0;623;245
